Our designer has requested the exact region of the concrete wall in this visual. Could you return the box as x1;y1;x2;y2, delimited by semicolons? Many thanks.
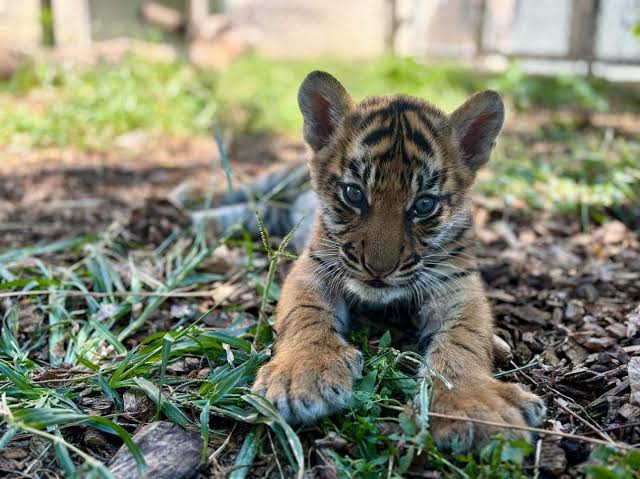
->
225;0;388;58
0;0;41;49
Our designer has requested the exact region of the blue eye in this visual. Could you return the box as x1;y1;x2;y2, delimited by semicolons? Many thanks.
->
413;196;437;217
343;184;365;206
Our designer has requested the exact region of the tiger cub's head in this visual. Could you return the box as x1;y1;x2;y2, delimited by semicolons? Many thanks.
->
298;71;504;305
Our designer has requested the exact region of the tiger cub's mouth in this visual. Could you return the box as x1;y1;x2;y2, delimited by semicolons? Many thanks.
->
364;279;389;288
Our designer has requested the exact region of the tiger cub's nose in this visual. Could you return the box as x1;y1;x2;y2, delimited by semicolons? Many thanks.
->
363;257;398;278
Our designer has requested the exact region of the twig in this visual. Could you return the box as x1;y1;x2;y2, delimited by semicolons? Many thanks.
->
424;411;634;449
494;360;540;378
267;429;286;479
381;405;636;450
554;398;614;444
532;438;542;479
208;424;236;464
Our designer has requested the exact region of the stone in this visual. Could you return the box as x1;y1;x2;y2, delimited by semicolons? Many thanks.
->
109;421;202;479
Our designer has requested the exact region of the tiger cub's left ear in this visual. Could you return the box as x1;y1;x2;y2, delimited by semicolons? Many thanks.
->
298;71;353;152
450;90;504;171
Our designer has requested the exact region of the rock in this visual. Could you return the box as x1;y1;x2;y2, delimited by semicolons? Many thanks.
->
509;304;551;326
559;438;590;466
618;402;640;421
581;336;616;352
540;442;567;475
109;422;202;479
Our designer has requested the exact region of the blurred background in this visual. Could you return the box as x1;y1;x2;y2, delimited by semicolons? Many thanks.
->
1;0;639;248
0;2;640;478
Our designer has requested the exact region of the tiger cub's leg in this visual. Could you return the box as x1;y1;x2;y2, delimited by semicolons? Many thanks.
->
252;254;362;424
419;274;546;452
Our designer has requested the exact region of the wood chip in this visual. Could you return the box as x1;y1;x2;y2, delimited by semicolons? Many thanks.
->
629;357;640;406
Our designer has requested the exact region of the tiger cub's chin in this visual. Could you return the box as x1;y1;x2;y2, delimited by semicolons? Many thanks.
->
344;278;412;305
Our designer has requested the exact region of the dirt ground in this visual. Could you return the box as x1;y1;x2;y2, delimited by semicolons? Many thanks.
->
1;126;639;476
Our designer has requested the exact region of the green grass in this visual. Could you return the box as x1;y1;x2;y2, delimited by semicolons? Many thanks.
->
2;54;638;221
1;59;219;149
481;128;640;222
0;205;637;478
1;54;625;148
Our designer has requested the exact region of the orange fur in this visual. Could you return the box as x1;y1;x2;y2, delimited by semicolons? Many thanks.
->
252;71;545;452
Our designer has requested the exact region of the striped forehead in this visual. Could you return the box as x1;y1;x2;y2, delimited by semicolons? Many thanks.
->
341;98;446;192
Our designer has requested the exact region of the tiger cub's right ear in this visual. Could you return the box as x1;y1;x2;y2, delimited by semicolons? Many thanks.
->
298;71;353;152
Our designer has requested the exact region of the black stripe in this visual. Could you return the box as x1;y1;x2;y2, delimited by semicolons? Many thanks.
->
437;269;476;283
444;224;470;246
375;166;382;182
407;124;434;157
342;248;359;265
418;330;439;353
415;209;444;226
280;304;329;326
362;162;372;187
422;169;441;191
362;124;395;147
450;339;480;359
309;251;327;266
438;166;449;190
393;100;440;140
399;253;420;272
447;245;467;258
451;322;484;337
348;160;362;181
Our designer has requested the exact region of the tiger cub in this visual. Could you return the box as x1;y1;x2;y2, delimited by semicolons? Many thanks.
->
252;71;546;452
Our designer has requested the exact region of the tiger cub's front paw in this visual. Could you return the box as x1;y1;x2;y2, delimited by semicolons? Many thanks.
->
251;345;363;425
429;379;546;453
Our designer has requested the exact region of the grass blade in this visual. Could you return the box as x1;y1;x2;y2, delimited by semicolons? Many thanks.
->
229;424;263;479
0;427;17;448
133;377;190;427
200;400;211;465
53;428;76;476
243;394;304;478
156;335;174;419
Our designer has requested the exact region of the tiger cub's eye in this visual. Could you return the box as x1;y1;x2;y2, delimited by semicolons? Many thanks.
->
413;196;437;217
343;184;365;206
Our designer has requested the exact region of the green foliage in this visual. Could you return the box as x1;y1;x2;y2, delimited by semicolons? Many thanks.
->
478;130;640;221
488;63;608;111
0;54;624;150
585;447;640;479
1;58;218;149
